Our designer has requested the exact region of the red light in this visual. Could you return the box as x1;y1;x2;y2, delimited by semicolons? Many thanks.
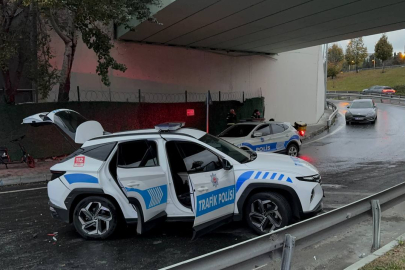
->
299;130;305;136
187;109;194;116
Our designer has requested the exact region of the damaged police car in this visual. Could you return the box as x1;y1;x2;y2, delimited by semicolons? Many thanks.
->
23;109;323;239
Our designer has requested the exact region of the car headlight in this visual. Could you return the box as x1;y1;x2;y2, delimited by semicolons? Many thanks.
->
366;112;374;117
296;174;321;183
345;112;352;118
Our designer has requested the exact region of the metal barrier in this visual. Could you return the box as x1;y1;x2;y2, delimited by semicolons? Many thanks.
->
326;93;405;106
326;101;338;128
161;181;405;270
327;91;405;99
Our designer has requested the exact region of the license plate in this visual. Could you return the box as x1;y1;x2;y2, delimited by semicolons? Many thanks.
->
355;117;363;120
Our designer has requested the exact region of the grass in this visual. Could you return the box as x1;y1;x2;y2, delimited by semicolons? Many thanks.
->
327;68;405;92
360;240;405;270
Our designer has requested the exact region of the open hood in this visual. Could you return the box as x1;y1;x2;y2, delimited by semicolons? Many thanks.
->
22;109;104;144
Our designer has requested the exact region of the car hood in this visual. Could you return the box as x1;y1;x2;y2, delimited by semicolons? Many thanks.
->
347;108;374;115
241;152;319;176
220;137;245;146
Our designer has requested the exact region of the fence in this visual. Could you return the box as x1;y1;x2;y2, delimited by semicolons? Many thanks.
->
44;88;262;103
0;89;36;104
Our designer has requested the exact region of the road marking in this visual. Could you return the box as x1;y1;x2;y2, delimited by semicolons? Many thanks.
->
303;112;346;145
0;186;46;194
324;191;374;196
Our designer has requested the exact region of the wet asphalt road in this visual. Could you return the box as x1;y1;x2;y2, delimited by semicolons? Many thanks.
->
1;100;405;269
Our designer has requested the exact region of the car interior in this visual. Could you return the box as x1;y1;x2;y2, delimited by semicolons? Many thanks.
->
165;141;192;209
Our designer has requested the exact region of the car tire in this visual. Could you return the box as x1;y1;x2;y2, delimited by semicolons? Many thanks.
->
286;143;299;157
244;192;292;235
73;196;119;240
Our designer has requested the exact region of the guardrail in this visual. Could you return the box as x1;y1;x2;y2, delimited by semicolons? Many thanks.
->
162;181;405;270
326;93;405;106
327;91;405;99
326;101;338;128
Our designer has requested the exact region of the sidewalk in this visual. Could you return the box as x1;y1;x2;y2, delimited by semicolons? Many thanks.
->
0;159;57;186
301;108;333;141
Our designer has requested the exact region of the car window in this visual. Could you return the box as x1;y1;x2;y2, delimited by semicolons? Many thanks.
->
350;101;373;109
53;110;88;139
384;86;391;89
271;123;286;134
282;124;289;130
199;134;251;164
117;140;158;168
255;124;271;136
176;142;222;173
218;124;257;137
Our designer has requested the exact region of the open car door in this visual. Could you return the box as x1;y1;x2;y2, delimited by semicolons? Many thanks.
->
175;141;235;239
116;140;168;234
22;109;104;144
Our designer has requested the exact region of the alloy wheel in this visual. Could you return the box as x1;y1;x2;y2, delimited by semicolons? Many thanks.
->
288;146;298;157
249;199;282;233
78;202;113;235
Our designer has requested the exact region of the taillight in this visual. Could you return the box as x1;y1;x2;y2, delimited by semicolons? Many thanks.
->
50;171;66;180
299;130;305;136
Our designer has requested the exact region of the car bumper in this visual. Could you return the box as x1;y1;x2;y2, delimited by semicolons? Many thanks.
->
301;199;323;219
49;201;70;223
346;117;376;123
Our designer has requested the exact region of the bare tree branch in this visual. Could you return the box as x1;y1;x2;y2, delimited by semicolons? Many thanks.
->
49;10;71;44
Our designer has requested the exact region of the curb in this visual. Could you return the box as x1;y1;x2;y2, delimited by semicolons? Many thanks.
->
302;124;329;142
0;174;51;187
344;232;405;270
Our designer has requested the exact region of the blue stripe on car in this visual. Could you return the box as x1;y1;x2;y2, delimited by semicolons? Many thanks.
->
125;185;168;209
64;174;99;184
240;135;300;152
236;171;293;192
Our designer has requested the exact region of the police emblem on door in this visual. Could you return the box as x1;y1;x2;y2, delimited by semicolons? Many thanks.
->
211;173;219;188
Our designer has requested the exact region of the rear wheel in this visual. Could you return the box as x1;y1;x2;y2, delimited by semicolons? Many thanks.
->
244;192;292;235
286;143;298;157
73;196;119;239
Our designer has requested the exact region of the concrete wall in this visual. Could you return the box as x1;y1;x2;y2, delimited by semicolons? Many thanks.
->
48;33;325;124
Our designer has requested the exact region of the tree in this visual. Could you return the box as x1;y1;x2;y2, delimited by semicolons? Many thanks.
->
0;1;59;104
40;0;161;102
0;1;30;104
375;34;393;73
345;37;368;73
327;44;344;85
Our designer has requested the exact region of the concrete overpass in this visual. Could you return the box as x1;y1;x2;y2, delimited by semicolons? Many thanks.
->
117;0;405;54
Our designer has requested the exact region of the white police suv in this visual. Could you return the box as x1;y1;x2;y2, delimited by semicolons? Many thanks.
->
219;121;302;157
23;109;323;239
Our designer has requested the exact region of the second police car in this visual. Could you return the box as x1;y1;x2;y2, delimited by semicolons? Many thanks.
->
219;121;302;157
23;109;323;239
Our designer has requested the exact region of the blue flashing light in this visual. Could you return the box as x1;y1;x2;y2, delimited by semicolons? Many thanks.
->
155;122;185;131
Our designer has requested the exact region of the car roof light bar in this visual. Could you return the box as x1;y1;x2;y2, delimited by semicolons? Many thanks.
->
155;122;185;131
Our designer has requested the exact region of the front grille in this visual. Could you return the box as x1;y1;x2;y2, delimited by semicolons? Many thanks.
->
353;115;365;118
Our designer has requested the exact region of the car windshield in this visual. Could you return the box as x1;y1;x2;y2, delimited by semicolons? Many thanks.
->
199;134;252;164
218;124;257;137
350;101;373;109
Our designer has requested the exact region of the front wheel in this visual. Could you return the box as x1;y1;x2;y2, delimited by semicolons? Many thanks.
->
244;192;292;235
73;196;119;239
286;143;299;157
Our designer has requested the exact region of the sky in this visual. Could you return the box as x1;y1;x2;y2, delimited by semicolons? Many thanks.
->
336;29;405;54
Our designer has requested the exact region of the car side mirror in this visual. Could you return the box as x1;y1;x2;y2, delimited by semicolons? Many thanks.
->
252;132;262;138
222;159;233;171
346;106;350;109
